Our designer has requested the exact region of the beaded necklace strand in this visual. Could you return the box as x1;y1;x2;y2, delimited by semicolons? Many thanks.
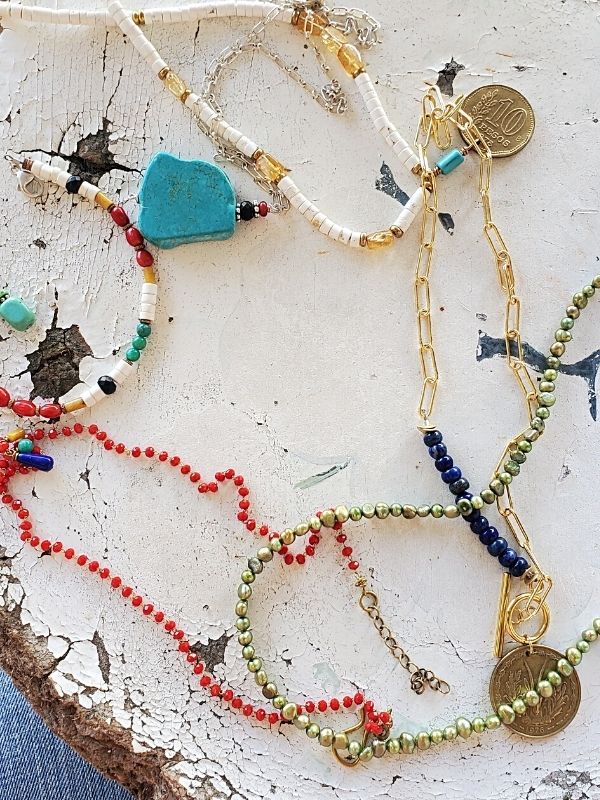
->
3;155;157;424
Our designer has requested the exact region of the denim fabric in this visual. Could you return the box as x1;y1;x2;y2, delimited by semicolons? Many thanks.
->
0;670;133;800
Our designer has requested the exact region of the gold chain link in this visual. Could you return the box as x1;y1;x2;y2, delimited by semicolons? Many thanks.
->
355;576;450;694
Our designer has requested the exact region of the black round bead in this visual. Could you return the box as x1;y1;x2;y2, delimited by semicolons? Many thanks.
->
97;375;117;395
239;201;256;222
65;175;83;194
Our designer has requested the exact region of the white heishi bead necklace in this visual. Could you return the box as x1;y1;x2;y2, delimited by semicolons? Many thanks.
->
0;0;453;251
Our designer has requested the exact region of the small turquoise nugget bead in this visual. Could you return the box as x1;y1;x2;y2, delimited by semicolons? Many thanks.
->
17;438;34;453
136;322;152;338
436;148;465;175
131;336;147;351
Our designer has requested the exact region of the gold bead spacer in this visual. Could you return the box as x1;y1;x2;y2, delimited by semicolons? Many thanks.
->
359;233;367;247
131;10;145;25
390;225;404;239
157;66;170;81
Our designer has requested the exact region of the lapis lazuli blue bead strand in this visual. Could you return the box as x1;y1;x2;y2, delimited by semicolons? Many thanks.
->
423;430;529;578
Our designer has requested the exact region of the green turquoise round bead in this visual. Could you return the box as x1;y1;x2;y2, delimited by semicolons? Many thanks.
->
126;347;140;362
17;439;34;453
132;336;147;351
137;322;152;338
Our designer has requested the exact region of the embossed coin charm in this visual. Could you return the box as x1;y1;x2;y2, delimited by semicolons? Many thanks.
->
460;85;535;157
490;645;581;738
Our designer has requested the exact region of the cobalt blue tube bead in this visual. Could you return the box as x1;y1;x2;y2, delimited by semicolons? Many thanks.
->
435;456;453;472
16;453;54;472
479;526;499;546
470;516;489;535
499;548;518;568
423;430;443;447
488;537;508;557
441;466;461;484
428;443;447;459
510;557;529;577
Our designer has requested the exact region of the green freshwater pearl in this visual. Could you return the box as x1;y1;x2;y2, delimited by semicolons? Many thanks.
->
560;317;574;331
577;640;590;654
241;570;255;584
359;746;373;762
375;502;390;519
471;495;484;510
401;732;415;753
457;498;472;514
537;680;553;698
241;645;255;660
490;479;505;496
481;488;496;504
361;503;375;519
536;406;550;419
550;342;565;357
512;698;526;715
431;504;444;518
333;732;349;749
295;522;309;537
498;704;515;724
504;460;520;476
583;284;595;297
390;503;403;517
456;718;472;739
347;740;361;758
235;601;248;616
335;505;350;523
262;683;278;699
372;740;387;758
281;702;298;721
539;392;556;407
430;729;444;745
531;417;545;432
444;504;460;518
499;472;512;485
547;670;562;687
539;381;555;393
320;509;336;527
417;504;431;518
281;529;295;545
566;304;580;319
238;631;252;646
236;617;250;632
546;356;561;370
248;557;263;574
257;547;273;562
594;618;600;633
126;347;140;362
349;506;362;521
137;322;151;338
318;728;334;747
544;368;558;381
566;646;582;665
443;725;457;741
402;504;417;519
255;670;268;686
309;516;322;531
555;329;571;343
524;690;539;707
518;440;532;453
270;538;284;553
306;723;320;739
416;731;431;750
386;737;401;754
557;658;573;677
273;695;286;710
485;714;501;730
247;658;262;673
582;629;597;642
592;275;600;289
472;718;486;734
512;450;527;464
294;714;309;730
573;292;588;309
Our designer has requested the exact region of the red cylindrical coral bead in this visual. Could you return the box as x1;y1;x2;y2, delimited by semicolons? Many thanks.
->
0;388;10;407
110;206;129;227
12;400;36;417
39;403;62;419
136;249;153;267
125;227;144;247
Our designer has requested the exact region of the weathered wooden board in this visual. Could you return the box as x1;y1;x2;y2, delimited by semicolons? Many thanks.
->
1;1;599;798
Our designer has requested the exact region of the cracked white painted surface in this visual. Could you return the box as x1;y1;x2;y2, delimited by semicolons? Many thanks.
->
1;0;600;798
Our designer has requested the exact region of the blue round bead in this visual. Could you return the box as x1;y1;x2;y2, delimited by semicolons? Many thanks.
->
488;537;508;557
456;492;473;501
428;443;447;459
435;455;453;472
510;557;529;577
465;509;481;523
423;430;443;447
499;548;518;568
470;516;489;535
450;478;469;495
479;526;499;545
441;466;461;484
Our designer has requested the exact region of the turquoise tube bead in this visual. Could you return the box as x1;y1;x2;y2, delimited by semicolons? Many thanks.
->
136;322;151;338
131;336;147;351
436;148;465;175
126;347;140;362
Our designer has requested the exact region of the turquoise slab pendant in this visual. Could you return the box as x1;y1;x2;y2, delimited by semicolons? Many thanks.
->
138;152;237;248
0;296;35;331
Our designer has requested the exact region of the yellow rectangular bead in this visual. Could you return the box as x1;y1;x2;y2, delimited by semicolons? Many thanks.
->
63;398;86;413
143;267;157;284
161;69;189;102
6;428;25;442
95;191;114;210
337;43;365;77
365;230;395;250
321;25;348;55
254;152;290;184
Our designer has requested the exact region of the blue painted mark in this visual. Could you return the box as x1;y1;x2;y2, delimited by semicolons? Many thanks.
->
376;162;455;234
